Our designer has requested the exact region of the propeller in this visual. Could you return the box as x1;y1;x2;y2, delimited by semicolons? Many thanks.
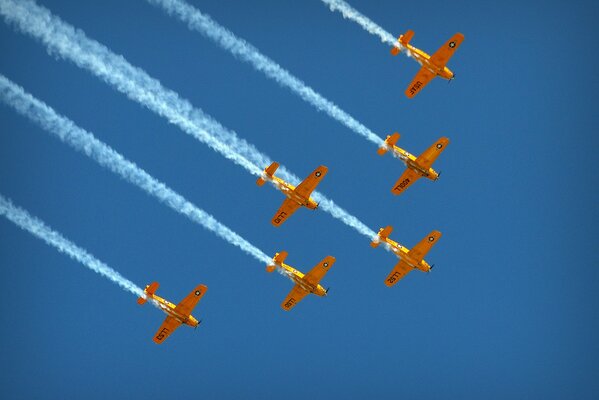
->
325;287;330;295
430;264;435;271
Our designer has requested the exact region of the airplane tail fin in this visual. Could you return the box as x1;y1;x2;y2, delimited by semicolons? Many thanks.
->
137;282;159;305
377;132;401;156
266;251;288;272
371;226;393;247
257;162;279;186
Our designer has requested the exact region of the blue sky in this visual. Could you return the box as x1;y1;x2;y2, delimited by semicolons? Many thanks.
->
0;0;597;398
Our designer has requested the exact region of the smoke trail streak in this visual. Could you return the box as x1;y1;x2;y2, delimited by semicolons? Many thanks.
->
0;194;147;299
320;0;403;50
145;0;384;148
0;75;273;267
0;0;377;240
0;0;264;177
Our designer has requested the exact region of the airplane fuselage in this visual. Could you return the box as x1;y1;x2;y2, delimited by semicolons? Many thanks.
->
382;238;431;273
271;176;318;209
278;262;327;297
150;294;199;328
389;145;439;180
403;42;454;80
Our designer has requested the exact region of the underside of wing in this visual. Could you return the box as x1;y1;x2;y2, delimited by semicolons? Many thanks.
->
384;260;413;287
416;137;449;170
174;284;208;317
430;33;464;68
408;231;442;262
153;316;182;344
303;256;335;286
405;67;436;98
391;168;421;195
281;284;309;311
294;166;328;199
271;198;301;227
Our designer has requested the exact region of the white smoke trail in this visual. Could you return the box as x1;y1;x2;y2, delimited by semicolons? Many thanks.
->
0;0;377;240
0;194;147;299
0;0;264;177
320;0;402;48
0;75;274;267
145;0;385;148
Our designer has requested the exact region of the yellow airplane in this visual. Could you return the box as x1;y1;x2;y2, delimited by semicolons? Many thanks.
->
390;30;464;98
266;251;335;311
371;226;441;287
137;282;208;344
378;132;449;195
257;162;328;227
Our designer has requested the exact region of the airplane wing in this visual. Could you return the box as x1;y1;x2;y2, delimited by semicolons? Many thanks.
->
408;230;442;262
174;284;208;317
391;168;421;195
294;166;328;199
384;260;413;287
430;33;465;68
281;284;309;311
303;256;336;286
405;66;436;98
271;198;301;226
416;137;450;170
153;315;182;344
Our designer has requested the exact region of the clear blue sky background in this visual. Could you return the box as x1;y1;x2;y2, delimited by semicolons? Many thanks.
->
0;0;597;398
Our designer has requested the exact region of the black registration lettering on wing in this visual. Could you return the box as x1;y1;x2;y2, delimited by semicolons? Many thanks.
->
274;211;288;224
156;327;170;341
394;178;410;191
284;298;296;309
387;271;401;284
409;81;423;95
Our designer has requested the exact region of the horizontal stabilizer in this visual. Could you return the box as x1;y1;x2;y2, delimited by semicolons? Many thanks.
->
371;226;393;247
273;251;288;265
400;29;414;46
257;161;279;186
377;132;400;156
138;282;159;305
